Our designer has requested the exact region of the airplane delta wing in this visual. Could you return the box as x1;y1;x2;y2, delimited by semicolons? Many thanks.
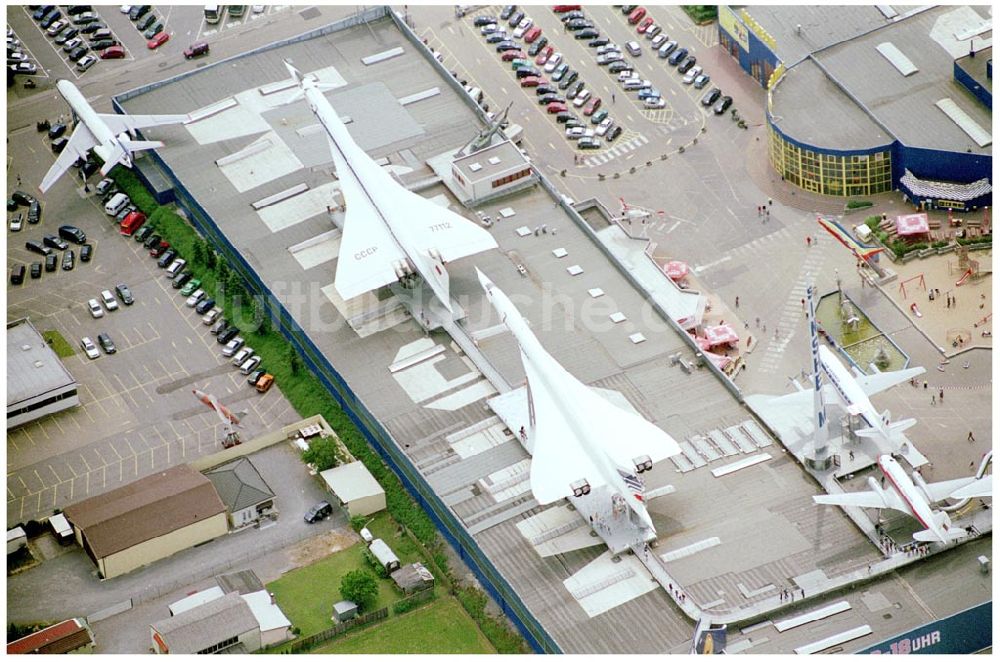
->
524;346;680;504
855;365;925;397
947;474;992;500
39;122;99;193
404;194;500;264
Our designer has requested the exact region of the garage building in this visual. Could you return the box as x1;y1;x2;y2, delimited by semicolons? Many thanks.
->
205;457;277;529
63;464;228;579
7;318;80;429
320;461;386;517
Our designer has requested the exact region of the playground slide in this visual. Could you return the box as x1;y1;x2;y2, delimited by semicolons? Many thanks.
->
910;303;922;318
956;268;973;286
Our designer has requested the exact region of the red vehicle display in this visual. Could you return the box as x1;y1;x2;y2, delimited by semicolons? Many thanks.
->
523;26;542;43
501;50;527;62
628;7;646;25
519;76;544;87
552;5;581;12
535;45;554;65
119;211;147;237
583;97;602;116
546;102;568;114
147;31;169;49
100;45;125;59
636;16;654;33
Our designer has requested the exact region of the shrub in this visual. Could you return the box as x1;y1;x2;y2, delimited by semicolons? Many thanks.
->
302;435;342;472
846;200;873;209
393;589;434;615
362;548;389;578
865;215;881;231
349;514;368;532
931;240;950;249
340;570;379;611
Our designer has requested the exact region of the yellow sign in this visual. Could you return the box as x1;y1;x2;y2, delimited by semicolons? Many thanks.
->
719;6;749;51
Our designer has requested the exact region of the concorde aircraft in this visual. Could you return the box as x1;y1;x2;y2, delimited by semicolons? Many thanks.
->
39;79;188;193
282;61;498;312
814;454;989;544
477;268;681;534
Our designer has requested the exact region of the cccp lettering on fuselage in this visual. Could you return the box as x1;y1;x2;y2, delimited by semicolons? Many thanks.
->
355;246;378;260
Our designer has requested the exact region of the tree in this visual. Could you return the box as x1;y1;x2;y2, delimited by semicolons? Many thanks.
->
226;270;245;305
288;343;302;375
216;259;229;282
205;249;218;270
253;297;272;336
340;570;379;612
191;240;206;267
302;435;340;471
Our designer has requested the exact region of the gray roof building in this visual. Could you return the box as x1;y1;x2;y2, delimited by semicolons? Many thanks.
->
151;591;260;654
6;318;80;429
205;457;275;513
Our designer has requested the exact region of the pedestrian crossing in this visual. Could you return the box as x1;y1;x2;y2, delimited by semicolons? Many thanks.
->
582;132;649;167
756;232;829;375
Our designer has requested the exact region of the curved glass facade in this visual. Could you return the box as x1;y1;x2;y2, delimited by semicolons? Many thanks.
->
768;125;893;197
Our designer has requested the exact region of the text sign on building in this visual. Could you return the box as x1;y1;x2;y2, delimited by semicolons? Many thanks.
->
719;6;749;51
859;602;991;655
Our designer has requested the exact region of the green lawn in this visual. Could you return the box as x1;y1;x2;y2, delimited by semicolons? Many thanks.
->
363;512;424;567
41;329;75;358
312;596;496;655
266;542;402;637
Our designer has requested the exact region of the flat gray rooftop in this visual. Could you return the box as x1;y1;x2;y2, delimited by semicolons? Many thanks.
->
119;14;983;654
770;5;993;155
6;318;77;408
742;4;890;65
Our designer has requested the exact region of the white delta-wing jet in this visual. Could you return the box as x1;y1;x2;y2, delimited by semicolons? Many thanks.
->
814;454;990;543
478;269;680;533
282;61;497;312
39;79;188;193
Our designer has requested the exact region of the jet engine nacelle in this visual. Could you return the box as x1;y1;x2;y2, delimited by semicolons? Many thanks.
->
911;470;932;503
633;455;653;474
570;479;591;498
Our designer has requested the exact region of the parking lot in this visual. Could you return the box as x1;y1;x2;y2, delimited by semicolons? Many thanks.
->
6;125;300;527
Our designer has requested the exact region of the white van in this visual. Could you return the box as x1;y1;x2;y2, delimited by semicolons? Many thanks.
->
165;258;187;278
100;289;119;311
623;78;651;90
104;192;130;216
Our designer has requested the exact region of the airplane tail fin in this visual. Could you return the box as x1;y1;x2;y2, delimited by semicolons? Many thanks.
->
120;138;163;154
913;511;965;543
283;58;339;104
855;416;916;441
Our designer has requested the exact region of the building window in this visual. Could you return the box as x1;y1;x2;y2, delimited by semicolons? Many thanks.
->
767;126;891;197
8;388;79;419
198;635;239;654
491;168;532;189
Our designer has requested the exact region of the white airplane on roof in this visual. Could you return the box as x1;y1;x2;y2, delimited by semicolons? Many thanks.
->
814;454;988;543
282;61;498;312
478;269;681;533
39;79;188;193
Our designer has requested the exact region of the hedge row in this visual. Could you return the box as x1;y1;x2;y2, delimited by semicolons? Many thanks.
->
107;168;528;653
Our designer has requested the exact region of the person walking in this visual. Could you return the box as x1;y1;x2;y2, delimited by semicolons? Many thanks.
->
931;394;936;405
768;198;773;206
968;431;975;443
735;296;739;308
806;235;812;247
939;388;944;402
612;93;616;104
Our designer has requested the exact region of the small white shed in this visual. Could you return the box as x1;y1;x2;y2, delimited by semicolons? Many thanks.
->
332;600;358;623
369;538;401;574
319;462;386;518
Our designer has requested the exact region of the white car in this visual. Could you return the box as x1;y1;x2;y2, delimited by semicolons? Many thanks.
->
572;89;591;108
480;23;498;34
76;54;97;71
62;37;83;52
202;307;222;325
239;355;262;375
8;51;28;62
9;214;23;232
87;298;104;318
513;17;532;39
643;96;666;108
651;34;667;49
251;4;265;13
231;346;255;366
46;19;68;37
683;66;703;84
185;289;206;307
80;337;100;359
597;44;619;55
120;5;132;13
625;40;642;57
101;289;119;311
543;52;562;73
595;117;613;136
622;78;652;91
565;126;586;140
222;336;245;357
617;69;635;82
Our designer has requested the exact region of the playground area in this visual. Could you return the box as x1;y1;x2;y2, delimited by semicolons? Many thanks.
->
881;248;992;355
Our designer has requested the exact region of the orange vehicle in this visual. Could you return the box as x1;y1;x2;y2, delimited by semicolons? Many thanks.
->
119;211;147;236
255;374;274;393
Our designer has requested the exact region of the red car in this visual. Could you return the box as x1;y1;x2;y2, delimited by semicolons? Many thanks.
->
520;76;544;88
546;102;567;114
523;26;542;43
99;45;125;59
552;5;581;12
501;50;527;62
535;45;554;65
628;7;646;25
636;16;654;33
147;31;169;49
583;97;602;116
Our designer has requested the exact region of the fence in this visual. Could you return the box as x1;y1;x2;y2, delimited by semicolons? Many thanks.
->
285;607;389;653
112;10;558;654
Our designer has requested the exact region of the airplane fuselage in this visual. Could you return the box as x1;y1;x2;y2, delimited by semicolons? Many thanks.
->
482;278;655;530
299;80;450;307
877;455;944;541
818;345;884;433
56;80;131;166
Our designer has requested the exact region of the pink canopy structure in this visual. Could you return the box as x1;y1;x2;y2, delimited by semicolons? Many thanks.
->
693;335;712;351
702;350;732;370
665;260;689;281
703;324;740;347
895;213;930;237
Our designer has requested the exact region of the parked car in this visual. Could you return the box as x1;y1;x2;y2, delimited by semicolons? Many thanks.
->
76;54;97;71
574;28;599;40
643;96;666;108
668;47;689;66
606;124;623;142
595;117;614;136
211;319;229;336
128;5;151;21
608;61;630;74
9;213;23;232
183;40;209;59
583;96;602;116
10;264;25;285
45;253;57;272
577;136;601;149
546;101;568;114
134;225;154;243
30;262;42;279
87;298;104;318
572;89;591;108
185;289;206;307
62;249;75;270
231;346;254;366
692;73;710;89
683;65;703;84
527;35;548;55
157;248;178;267
590;108;608;125
43;234;69;251
658;40;677;58
627;7;646;25
99;45;125;59
500;49;526;62
97;332;116;354
137;13;156;30
80;243;93;262
304;501;332;523
625;40;642;56
80;336;100;359
27;200;41;224
202;307;222;325
195;297;215;315
218;326;240;345
181;278;202;297
221;336;245;356
25;240;52;257
172;271;192;289
58;224;88;244
147;31;169;49
473;15;495;27
115;282;134;305
519;76;542;88
100;289;119;311
713;95;733;115
678;56;697;74
701;87;722;106
500;5;517;21
645;24;662;40
636;16;654;33
239;356;261;375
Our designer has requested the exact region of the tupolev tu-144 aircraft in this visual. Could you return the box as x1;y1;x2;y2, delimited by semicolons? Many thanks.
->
478;269;681;533
40;79;188;193
282;61;498;312
814;454;990;544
